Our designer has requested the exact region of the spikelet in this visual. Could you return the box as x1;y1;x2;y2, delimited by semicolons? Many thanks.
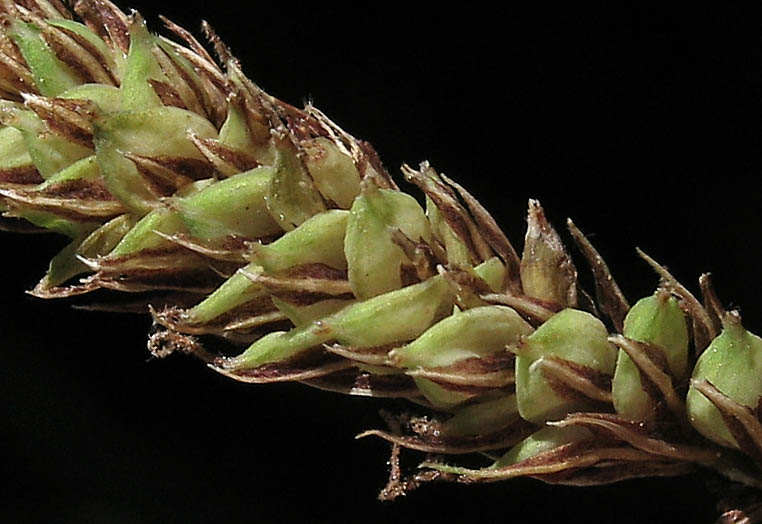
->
1;1;761;519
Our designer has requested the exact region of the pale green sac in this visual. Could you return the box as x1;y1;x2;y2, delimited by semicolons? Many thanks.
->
185;210;349;325
264;141;326;231
36;213;136;292
612;292;689;421
493;425;593;469
217;101;263;162
252;210;349;272
186;266;262;325
687;316;762;450
515;309;617;424
345;187;432;300
302;137;362;209
390;305;532;369
422;423;595;479
0;126;33;175
442;393;521;438
177;167;281;240
225;276;452;370
411;378;473;410
108;207;186;257
0;102;92;179
94;106;218;214
473;257;508;293
390;305;532;408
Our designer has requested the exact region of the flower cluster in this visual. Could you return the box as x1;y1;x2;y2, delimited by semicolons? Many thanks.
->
1;1;760;515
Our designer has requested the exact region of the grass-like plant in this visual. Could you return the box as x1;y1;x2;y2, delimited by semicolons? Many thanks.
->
1;2;760;521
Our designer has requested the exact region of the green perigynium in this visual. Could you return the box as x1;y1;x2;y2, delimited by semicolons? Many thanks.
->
514;308;616;424
687;312;762;456
612;291;690;421
1;0;761;514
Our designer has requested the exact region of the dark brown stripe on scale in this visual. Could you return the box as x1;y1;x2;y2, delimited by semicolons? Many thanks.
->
554;413;721;464
281;263;347;280
303;369;423;399
216;350;353;384
39;178;114;200
54;23;120;84
149;79;187;109
190;134;260;173
153;44;213;120
24;95;97;146
145;156;217;180
0;55;37;94
39;27;101;85
270;290;354;307
152;296;284;335
567;218;630;332
91;265;225;294
0;194;122;221
693;379;762;465
539;356;613;405
72;0;131;53
400;263;421;287
0;167;43;184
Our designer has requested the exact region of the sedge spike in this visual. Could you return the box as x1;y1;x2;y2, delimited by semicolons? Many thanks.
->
0;2;760;521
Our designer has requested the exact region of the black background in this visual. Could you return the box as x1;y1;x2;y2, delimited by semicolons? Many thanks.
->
3;3;762;523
